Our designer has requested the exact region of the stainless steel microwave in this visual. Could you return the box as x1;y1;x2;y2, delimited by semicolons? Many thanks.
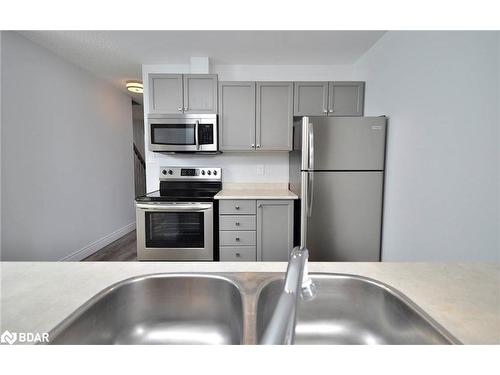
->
148;114;218;152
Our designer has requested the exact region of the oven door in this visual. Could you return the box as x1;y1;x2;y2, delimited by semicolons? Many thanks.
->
136;202;213;260
148;116;217;152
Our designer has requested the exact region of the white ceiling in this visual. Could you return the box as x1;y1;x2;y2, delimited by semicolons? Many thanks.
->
19;30;385;101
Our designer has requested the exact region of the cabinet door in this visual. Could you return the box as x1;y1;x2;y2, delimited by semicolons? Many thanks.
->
218;81;256;151
328;81;365;116
256;82;293;151
293;82;329;116
183;74;218;113
257;200;294;261
148;74;183;114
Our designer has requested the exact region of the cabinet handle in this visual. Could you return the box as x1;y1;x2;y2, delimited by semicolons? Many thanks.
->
184;107;188;111
256;144;261;148
235;237;240;241
235;205;240;210
323;109;328;113
329;109;333;113
235;222;240;226
177;107;183;112
235;253;241;257
258;204;262;208
251;144;255;148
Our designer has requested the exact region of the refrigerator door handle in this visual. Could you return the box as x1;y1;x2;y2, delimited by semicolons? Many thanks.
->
308;122;314;171
308;172;314;218
307;123;314;217
301;117;309;171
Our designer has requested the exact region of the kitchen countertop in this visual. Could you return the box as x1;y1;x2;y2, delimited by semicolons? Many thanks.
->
214;183;298;200
1;262;498;344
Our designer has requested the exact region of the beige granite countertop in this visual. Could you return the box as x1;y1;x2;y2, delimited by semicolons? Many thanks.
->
1;262;498;344
214;183;298;200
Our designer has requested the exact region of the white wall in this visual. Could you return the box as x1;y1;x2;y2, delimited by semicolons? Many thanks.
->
1;32;136;261
498;33;500;250
0;31;2;256
354;31;500;261
142;63;354;191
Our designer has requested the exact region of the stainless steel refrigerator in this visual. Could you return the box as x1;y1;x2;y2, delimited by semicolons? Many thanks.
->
289;116;387;261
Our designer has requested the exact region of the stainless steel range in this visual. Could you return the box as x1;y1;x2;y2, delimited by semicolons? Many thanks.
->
135;166;222;261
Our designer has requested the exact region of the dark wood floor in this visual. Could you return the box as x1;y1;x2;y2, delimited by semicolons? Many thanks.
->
83;230;138;261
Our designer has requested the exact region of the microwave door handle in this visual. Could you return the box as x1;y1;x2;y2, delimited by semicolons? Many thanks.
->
195;120;200;150
136;203;212;211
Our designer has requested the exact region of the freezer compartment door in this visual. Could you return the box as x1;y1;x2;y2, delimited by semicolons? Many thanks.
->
309;117;386;171
307;172;383;261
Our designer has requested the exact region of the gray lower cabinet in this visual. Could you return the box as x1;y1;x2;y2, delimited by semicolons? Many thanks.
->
220;231;256;246
256;82;293;151
219;199;294;262
218;82;256;151
147;73;217;114
219;199;257;215
256;200;294;261
328;81;365;116
219;247;257;261
293;82;329;116
183;74;218;113
219;215;256;231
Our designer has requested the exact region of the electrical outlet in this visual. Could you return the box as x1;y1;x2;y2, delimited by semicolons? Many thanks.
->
257;165;265;176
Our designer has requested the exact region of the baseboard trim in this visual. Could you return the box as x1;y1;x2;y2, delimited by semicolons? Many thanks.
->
61;222;136;261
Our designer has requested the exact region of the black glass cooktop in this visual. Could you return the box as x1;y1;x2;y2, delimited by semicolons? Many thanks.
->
136;181;222;202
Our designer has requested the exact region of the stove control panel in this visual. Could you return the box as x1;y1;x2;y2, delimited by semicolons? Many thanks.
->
159;167;222;181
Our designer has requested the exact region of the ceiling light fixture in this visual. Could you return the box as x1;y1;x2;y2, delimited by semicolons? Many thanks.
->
126;80;143;94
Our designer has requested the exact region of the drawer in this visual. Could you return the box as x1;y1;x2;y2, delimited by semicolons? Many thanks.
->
219;215;256;231
219;246;256;261
219;200;256;215
219;230;256;246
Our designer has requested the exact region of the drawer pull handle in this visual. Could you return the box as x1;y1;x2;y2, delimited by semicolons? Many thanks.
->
235;205;240;210
235;222;240;226
235;237;240;241
235;253;241;257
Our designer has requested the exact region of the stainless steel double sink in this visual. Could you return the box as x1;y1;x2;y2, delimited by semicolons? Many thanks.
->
48;273;460;345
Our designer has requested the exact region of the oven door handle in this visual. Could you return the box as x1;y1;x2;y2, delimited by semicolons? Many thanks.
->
136;203;212;211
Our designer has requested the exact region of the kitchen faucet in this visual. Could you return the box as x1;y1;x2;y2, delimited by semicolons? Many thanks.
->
260;246;316;344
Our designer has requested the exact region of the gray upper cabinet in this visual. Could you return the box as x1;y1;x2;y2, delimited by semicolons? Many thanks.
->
183;74;218;113
293;82;329;116
148;74;183;114
328;81;365;117
256;82;293;151
291;81;365;117
257;200;294;261
218;82;256;151
147;73;217;115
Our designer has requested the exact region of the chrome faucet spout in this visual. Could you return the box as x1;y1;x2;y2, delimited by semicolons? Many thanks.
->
260;246;316;345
